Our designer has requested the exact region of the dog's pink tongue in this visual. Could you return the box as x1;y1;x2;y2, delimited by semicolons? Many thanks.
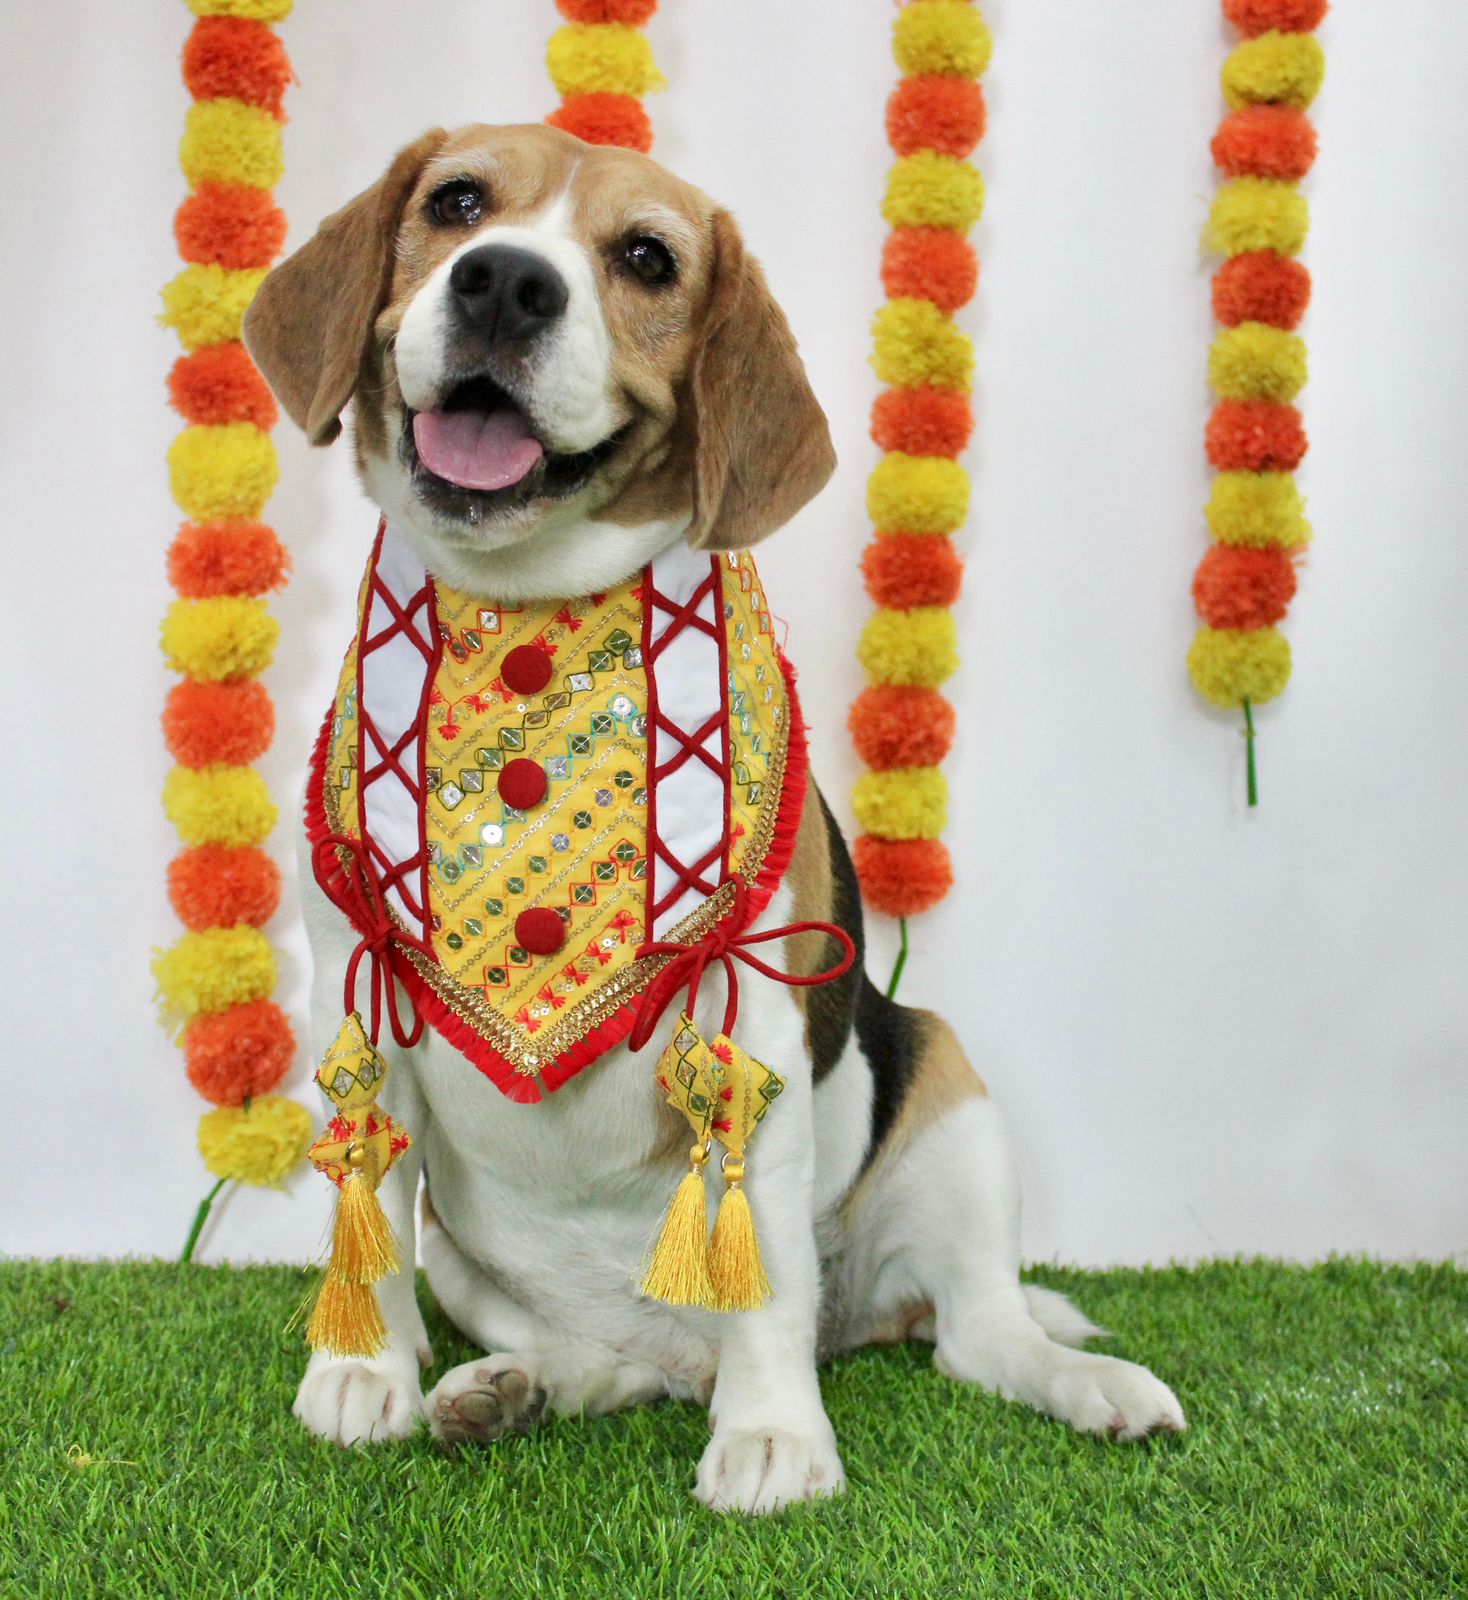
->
412;407;544;491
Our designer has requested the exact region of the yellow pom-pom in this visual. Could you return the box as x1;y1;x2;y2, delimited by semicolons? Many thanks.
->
871;299;973;391
154;926;277;1024
160;265;269;352
858;605;960;688
168;423;278;520
185;0;292;18
1222;31;1325;111
546;23;665;97
198;1096;309;1188
1206;178;1309;258
1208;322;1307;402
852;766;949;840
893;0;992;79
1206;471;1310;549
867;453;970;534
161;596;279;681
180;98;284;189
1187;626;1292;709
164;764;278;848
883;152;985;233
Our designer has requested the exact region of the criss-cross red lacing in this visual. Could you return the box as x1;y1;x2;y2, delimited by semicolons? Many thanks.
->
628;878;856;1053
641;568;730;922
311;833;430;1050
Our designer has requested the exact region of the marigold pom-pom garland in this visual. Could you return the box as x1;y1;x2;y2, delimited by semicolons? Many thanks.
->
1190;1;1324;804
544;0;663;154
156;0;299;1262
849;0;988;965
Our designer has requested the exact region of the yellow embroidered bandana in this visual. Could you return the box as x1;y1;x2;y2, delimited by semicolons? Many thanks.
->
308;523;802;1102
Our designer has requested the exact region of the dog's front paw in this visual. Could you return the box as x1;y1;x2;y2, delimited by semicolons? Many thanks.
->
292;1350;424;1447
1039;1352;1187;1441
695;1424;846;1516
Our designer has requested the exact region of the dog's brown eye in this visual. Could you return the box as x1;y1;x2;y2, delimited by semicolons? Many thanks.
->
429;181;483;227
623;235;676;287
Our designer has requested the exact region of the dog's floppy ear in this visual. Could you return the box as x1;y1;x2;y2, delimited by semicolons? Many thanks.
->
685;209;836;551
243;129;448;446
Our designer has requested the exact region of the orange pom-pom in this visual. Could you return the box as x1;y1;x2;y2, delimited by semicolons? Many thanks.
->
175;183;287;270
183;999;294;1106
1212;251;1311;329
163;678;275;768
881;228;979;313
168;345;278;429
182;17;292;118
871;388;973;457
1192;544;1298;629
555;0;657;21
1211;106;1317;180
852;835;953;917
168;844;282;930
885;76;986;159
861;535;964;609
849;686;956;770
168;520;289;597
1205;399;1307;471
1222;0;1327;37
546;93;653;153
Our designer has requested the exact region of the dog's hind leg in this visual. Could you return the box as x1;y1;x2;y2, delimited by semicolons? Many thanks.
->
840;1012;1186;1441
419;1188;673;1448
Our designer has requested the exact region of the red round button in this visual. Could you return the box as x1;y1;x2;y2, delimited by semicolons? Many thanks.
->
515;907;566;956
501;644;553;696
498;757;547;810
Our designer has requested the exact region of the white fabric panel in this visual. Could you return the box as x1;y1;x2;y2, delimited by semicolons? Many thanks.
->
359;527;430;929
647;546;726;937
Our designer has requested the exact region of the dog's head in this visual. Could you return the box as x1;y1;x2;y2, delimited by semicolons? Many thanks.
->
244;123;835;592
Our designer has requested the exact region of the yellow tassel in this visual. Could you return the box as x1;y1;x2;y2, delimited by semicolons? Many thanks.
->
305;1274;386;1359
640;1149;715;1308
708;1166;771;1312
330;1172;398;1284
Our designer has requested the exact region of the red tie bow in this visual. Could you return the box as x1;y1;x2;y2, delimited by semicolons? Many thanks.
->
628;878;857;1053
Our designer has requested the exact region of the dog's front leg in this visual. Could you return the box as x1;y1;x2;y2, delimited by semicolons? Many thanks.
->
291;1049;430;1446
694;991;843;1515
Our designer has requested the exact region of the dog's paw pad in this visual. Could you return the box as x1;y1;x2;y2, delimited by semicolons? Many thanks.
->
426;1361;547;1449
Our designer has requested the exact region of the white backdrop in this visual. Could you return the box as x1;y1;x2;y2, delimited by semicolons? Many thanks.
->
3;1;1465;1267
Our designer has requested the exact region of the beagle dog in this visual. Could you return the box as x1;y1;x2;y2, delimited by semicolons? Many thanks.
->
244;123;1184;1516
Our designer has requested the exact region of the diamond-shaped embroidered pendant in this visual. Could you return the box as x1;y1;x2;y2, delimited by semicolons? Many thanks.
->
642;1013;785;1313
653;1011;721;1145
705;1033;784;1162
307;1012;410;1191
304;1014;412;1359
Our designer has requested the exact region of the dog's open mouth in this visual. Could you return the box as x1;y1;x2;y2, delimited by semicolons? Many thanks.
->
406;377;623;510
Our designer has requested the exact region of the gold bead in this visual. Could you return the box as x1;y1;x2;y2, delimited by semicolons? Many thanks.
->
721;1158;745;1184
689;1143;710;1168
348;1144;366;1169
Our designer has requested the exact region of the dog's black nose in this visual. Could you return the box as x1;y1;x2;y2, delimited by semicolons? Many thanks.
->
448;244;568;345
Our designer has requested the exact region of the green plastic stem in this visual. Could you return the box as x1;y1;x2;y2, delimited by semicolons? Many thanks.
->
886;916;910;1001
1243;699;1259;808
180;1178;227;1266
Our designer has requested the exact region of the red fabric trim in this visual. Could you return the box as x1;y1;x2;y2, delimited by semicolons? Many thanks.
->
746;648;811;923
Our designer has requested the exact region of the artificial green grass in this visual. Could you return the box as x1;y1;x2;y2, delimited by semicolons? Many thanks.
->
2;1260;1464;1599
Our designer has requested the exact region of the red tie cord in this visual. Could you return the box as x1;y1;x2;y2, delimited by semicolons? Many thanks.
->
628;879;856;1053
310;833;430;1051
